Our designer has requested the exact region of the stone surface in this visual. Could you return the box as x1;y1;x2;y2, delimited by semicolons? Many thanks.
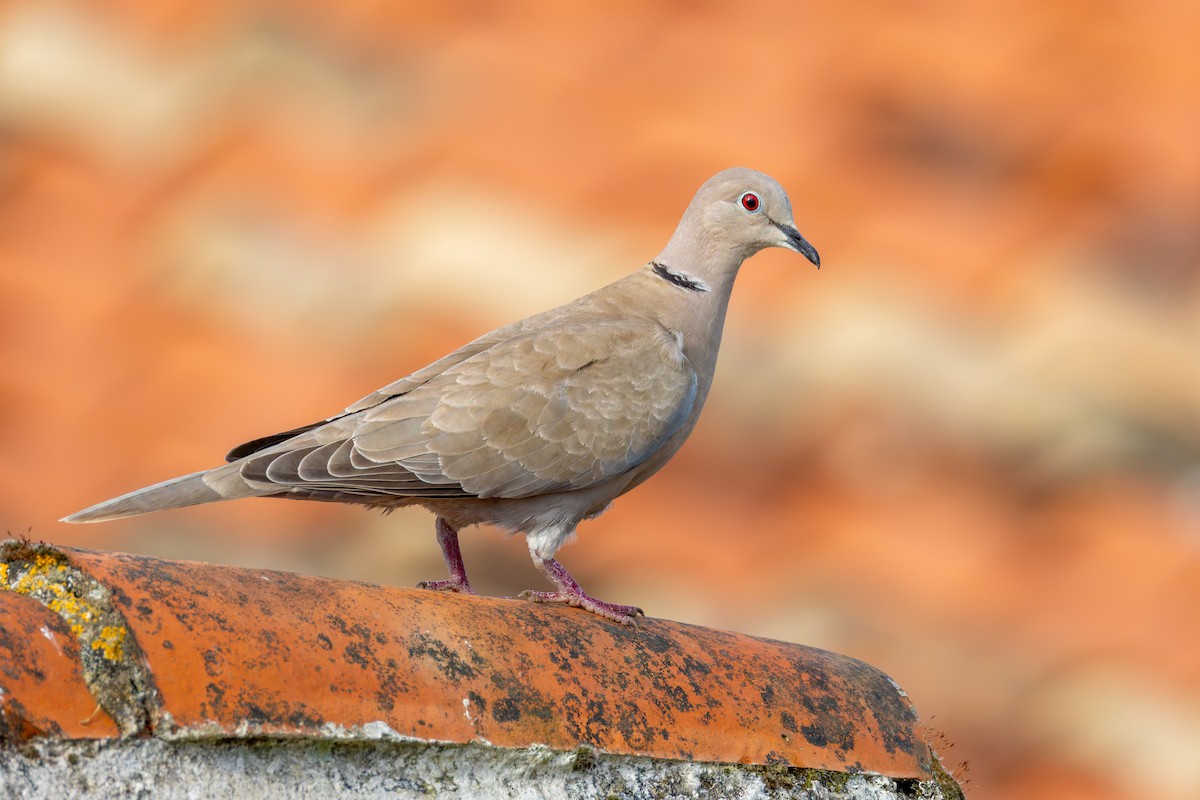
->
1;738;963;800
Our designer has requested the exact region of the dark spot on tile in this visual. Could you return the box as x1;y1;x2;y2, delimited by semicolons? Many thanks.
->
801;724;829;748
344;642;370;669
107;585;133;609
0;696;52;742
679;654;711;678
857;665;922;758
205;682;226;716
240;699;325;731
407;634;476;682
614;699;660;751
664;684;693;712
492;697;521;723
489;670;553;725
374;656;410;710
243;702;271;726
208;612;234;634
799;694;855;753
638;629;674;654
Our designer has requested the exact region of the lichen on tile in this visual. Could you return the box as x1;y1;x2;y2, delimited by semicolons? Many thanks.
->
1;540;156;736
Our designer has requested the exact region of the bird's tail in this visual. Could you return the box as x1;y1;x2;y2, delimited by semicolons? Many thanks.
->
61;465;253;523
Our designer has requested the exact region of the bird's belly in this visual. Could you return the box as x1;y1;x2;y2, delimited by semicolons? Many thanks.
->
414;480;622;536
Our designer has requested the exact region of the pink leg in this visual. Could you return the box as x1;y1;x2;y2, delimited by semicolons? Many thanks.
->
520;555;643;625
417;517;476;595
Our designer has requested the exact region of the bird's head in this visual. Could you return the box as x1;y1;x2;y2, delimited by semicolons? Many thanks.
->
665;167;820;270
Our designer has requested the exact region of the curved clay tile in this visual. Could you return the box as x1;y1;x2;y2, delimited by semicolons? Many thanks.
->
3;542;938;782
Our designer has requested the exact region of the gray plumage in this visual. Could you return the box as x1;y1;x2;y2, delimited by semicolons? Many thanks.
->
63;167;819;623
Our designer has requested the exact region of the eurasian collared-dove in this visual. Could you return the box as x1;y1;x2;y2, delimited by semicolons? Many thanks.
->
63;167;819;623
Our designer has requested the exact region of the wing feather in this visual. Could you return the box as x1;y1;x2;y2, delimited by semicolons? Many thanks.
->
230;318;696;502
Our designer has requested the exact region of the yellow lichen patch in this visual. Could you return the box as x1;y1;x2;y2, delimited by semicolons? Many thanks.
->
49;592;99;626
1;545;151;736
11;564;97;622
3;554;111;655
91;625;127;661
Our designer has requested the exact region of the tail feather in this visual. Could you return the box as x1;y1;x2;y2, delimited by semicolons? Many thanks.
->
62;468;240;523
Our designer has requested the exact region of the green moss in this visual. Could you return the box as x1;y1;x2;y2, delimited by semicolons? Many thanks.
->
927;756;966;800
571;744;597;772
756;763;799;792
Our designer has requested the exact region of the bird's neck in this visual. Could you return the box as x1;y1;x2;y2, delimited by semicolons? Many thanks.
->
642;249;744;385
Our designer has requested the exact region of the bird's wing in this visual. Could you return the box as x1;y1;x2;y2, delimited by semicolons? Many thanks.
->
342;321;533;413
237;317;697;500
225;322;527;461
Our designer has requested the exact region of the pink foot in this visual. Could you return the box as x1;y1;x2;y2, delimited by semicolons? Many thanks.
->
520;556;644;625
417;518;476;595
417;575;476;595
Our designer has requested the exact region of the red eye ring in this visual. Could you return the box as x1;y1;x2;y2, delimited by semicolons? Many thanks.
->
740;192;760;212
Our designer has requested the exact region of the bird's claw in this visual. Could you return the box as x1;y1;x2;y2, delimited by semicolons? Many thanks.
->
519;589;643;625
417;577;476;595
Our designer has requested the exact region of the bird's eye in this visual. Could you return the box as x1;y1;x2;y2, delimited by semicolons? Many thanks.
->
739;192;760;213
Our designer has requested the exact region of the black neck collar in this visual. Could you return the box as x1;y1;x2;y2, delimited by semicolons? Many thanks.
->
651;261;709;292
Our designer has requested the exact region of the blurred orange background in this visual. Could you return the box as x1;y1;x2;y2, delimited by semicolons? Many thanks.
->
2;1;1199;797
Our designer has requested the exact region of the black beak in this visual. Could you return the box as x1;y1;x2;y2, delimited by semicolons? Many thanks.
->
773;220;821;268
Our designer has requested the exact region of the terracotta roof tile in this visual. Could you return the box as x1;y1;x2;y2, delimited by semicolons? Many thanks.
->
0;591;120;740
3;542;935;780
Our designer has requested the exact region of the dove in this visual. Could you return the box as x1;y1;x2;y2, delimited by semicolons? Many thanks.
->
62;167;820;624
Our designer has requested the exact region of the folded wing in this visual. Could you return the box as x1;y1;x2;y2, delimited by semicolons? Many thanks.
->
235;318;697;501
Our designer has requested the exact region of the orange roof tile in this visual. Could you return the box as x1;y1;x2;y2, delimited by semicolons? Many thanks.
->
3;543;934;779
0;591;120;740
